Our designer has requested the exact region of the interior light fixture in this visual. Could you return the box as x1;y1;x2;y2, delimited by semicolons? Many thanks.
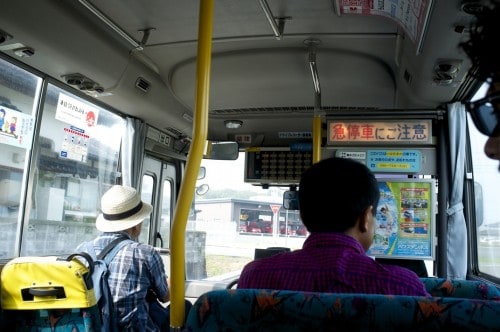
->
224;120;243;129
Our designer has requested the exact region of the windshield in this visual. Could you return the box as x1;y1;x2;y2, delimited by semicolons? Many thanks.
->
187;152;307;282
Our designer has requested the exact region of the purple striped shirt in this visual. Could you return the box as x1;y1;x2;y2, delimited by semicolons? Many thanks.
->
238;233;430;296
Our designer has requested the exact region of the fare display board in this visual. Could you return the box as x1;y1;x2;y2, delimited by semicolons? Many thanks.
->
367;179;436;260
244;148;312;184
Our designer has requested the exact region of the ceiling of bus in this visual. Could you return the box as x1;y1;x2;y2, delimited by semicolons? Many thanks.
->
0;1;478;147
90;0;402;111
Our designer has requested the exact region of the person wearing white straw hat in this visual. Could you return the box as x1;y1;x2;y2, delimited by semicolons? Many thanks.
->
75;185;172;331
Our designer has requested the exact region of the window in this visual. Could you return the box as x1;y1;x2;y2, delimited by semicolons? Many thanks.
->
139;175;154;244
21;83;126;256
0;57;41;259
468;84;500;278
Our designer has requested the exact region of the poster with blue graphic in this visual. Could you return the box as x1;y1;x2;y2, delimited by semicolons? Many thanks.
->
367;179;435;259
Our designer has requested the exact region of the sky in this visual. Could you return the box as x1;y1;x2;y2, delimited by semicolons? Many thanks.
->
200;152;259;191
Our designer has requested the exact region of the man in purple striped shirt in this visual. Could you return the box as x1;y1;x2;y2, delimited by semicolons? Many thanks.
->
238;157;430;296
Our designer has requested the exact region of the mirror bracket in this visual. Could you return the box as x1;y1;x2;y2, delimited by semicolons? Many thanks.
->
283;185;299;210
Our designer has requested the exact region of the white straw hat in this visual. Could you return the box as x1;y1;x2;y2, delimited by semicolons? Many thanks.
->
96;185;153;232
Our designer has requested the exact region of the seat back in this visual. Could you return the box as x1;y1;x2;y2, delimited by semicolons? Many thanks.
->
375;258;428;277
421;277;500;300
0;256;101;331
2;307;100;332
185;286;500;332
254;247;290;260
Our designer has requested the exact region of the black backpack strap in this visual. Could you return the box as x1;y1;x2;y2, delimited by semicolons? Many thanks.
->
65;235;130;290
66;251;95;290
97;235;130;260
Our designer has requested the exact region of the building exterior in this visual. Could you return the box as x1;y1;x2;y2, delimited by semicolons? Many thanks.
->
194;198;306;237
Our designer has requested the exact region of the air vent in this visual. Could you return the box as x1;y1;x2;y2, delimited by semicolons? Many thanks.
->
433;59;462;86
211;106;314;115
135;77;151;93
164;127;184;139
461;0;485;15
13;47;35;57
62;73;104;93
0;29;12;44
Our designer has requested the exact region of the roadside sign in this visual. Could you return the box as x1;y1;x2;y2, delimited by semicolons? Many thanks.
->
270;204;281;214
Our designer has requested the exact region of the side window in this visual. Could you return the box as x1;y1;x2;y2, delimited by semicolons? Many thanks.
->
468;114;500;278
139;169;173;248
0;57;42;259
139;175;154;244
159;179;172;249
21;82;126;256
140;162;173;278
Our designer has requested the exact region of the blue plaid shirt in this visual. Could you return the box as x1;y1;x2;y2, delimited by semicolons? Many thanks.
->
76;232;169;331
238;232;430;296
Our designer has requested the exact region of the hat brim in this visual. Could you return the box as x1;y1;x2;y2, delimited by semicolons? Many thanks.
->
96;202;153;232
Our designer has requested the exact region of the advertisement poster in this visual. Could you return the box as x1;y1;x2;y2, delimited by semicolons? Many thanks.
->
55;92;99;132
60;126;90;162
334;0;433;48
0;106;35;149
367;179;435;259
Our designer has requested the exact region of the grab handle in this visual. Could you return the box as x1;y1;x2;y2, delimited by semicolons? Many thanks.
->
28;286;65;298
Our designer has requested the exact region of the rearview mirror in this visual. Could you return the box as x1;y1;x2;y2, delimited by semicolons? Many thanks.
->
283;190;299;210
196;184;209;196
203;141;239;160
198;166;206;180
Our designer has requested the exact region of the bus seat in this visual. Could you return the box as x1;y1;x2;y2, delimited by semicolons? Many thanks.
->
0;256;101;331
421;277;500;300
185;288;500;331
254;247;290;260
375;258;428;277
1;308;99;331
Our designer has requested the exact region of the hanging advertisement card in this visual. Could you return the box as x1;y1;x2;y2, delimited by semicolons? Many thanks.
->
368;178;435;259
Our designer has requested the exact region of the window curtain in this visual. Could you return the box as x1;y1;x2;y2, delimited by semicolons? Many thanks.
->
121;117;147;189
446;102;467;279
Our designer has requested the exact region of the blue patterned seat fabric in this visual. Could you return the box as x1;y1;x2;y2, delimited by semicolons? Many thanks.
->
185;278;500;332
1;307;100;331
421;277;500;300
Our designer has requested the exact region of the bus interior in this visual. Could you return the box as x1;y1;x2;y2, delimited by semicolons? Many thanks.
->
1;0;500;329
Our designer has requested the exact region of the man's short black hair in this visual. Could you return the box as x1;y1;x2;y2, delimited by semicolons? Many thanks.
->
298;157;380;233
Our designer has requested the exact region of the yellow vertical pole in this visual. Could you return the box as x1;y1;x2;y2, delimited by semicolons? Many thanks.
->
169;0;214;329
312;114;322;163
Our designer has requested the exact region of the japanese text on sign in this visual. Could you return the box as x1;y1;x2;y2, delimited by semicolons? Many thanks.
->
327;120;431;144
56;93;99;131
367;150;421;173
